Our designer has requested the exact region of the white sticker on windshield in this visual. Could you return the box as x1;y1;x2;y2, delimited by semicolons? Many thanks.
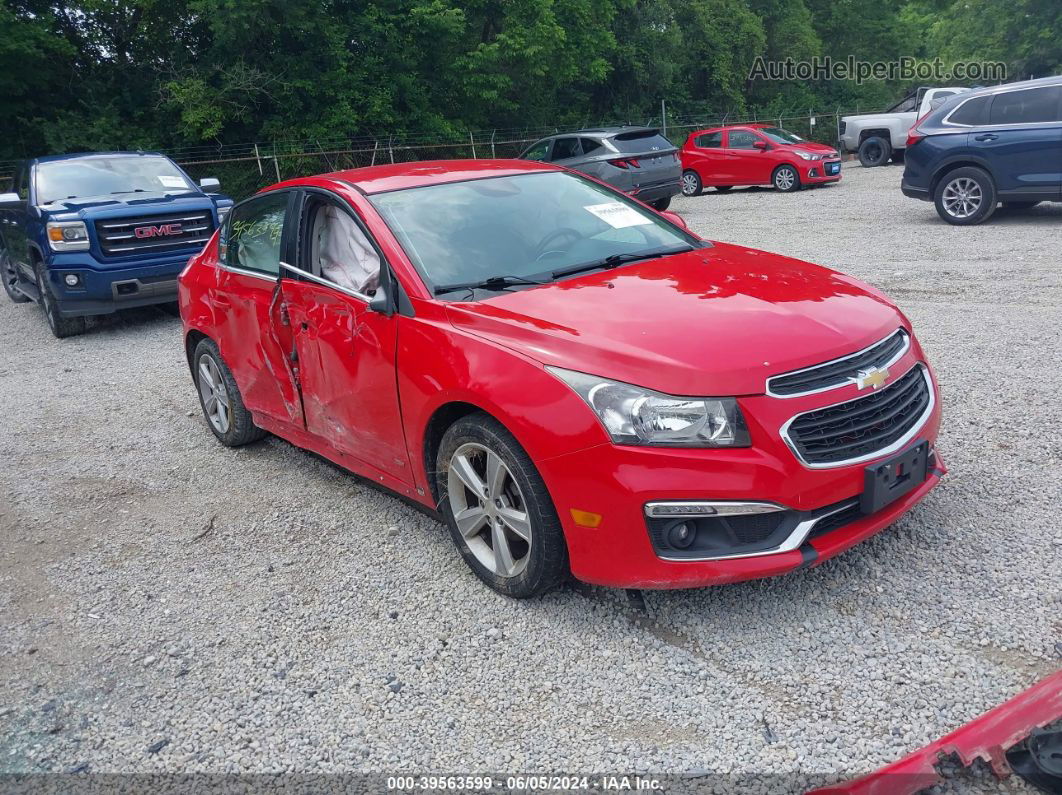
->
159;176;186;188
584;202;652;229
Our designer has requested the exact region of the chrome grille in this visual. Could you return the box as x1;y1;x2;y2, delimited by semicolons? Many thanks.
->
95;211;213;257
783;365;933;467
767;329;909;397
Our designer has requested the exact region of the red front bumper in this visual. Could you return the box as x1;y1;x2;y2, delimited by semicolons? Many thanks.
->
801;158;843;184
537;357;942;589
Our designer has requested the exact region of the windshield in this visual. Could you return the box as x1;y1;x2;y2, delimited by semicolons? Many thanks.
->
368;171;696;298
757;127;804;144
36;156;195;204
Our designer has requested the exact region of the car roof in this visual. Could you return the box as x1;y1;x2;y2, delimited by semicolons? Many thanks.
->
959;74;1062;99
306;158;562;194
552;126;659;138
32;151;168;165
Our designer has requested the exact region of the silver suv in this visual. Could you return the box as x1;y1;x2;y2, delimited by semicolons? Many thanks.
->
518;127;682;210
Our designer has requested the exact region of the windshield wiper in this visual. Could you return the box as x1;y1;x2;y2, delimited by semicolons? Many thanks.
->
110;189;147;195
550;245;693;279
433;274;548;296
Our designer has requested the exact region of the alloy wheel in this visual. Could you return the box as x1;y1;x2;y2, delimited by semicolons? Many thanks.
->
35;266;58;333
941;177;983;219
775;168;795;191
681;173;699;196
446;442;531;578
197;354;232;434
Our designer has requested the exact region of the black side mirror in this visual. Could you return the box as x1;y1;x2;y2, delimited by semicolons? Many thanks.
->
368;268;396;316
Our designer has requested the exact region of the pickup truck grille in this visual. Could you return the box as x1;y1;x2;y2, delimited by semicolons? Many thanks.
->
94;211;214;257
784;365;932;466
767;329;909;397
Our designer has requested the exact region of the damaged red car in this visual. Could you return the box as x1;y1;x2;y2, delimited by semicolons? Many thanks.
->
179;159;944;598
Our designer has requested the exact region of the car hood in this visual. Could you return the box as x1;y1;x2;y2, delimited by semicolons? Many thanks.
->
445;243;905;396
41;191;214;219
788;142;838;156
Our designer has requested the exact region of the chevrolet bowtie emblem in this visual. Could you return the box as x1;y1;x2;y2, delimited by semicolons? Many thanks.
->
855;366;889;390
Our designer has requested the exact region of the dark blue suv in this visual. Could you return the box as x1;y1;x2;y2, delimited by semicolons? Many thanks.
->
902;76;1062;225
0;152;232;337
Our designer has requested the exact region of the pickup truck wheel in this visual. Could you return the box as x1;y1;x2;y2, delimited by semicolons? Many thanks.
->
438;413;569;598
934;167;997;226
858;136;891;167
192;338;266;446
772;165;801;192
34;261;86;338
1;247;30;303
681;171;702;196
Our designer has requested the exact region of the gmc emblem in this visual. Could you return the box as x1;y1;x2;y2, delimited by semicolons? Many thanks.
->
134;223;183;239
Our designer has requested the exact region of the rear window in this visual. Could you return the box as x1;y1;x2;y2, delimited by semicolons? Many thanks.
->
988;87;1062;125
947;95;991;126
610;130;674;153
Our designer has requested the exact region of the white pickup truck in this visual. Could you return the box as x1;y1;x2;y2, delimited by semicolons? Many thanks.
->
840;86;970;166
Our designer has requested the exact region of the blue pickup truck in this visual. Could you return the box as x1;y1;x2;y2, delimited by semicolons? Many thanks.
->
0;151;232;337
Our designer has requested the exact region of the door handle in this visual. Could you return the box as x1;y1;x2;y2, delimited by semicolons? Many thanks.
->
974;133;998;142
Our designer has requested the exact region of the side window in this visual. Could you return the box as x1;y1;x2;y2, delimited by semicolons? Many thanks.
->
15;164;29;201
695;132;723;148
306;199;381;297
580;138;603;155
988;87;1062;125
727;130;760;149
948;95;991;126
224;192;288;276
521;140;551;161
549;137;581;161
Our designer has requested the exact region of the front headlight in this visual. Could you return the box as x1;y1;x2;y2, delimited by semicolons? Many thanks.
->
46;221;90;252
548;367;750;448
793;150;822;161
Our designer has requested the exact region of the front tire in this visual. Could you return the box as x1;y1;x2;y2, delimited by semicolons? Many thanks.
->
192;338;266;446
34;260;86;338
773;165;801;192
934;167;997;226
2;246;30;303
437;413;569;598
650;197;671;211
681;170;702;197
858;136;892;167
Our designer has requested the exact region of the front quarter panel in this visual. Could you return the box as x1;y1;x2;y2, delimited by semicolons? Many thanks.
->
398;298;609;500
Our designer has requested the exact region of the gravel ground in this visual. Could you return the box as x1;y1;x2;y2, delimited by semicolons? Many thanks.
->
1;163;1059;791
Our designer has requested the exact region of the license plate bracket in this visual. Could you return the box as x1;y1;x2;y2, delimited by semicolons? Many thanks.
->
861;440;929;514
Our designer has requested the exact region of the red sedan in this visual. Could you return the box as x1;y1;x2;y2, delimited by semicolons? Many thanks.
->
680;124;842;195
179;159;942;598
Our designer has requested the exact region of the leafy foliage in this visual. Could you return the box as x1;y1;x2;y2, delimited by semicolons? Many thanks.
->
0;0;1056;162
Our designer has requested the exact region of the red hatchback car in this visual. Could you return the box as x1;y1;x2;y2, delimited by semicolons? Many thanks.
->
680;124;842;195
179;159;943;598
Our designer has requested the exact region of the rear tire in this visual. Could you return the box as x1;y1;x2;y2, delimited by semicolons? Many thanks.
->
192;338;267;446
772;165;801;192
437;413;569;598
1;245;30;303
681;170;702;197
858;136;891;167
934;166;997;226
650;197;671;211
34;260;86;338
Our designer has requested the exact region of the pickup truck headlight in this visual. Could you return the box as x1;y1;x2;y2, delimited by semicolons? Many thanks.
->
548;367;750;447
46;221;90;252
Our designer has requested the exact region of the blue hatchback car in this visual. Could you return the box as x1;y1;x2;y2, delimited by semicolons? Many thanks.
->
0;152;232;337
902;76;1062;225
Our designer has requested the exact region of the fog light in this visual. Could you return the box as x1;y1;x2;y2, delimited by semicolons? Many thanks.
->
64;274;80;287
667;521;696;549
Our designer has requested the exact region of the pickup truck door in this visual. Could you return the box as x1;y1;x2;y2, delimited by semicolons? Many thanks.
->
971;86;1062;200
272;190;410;484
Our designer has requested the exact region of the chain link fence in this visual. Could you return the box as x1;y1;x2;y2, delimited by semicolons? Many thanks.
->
1;108;856;201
